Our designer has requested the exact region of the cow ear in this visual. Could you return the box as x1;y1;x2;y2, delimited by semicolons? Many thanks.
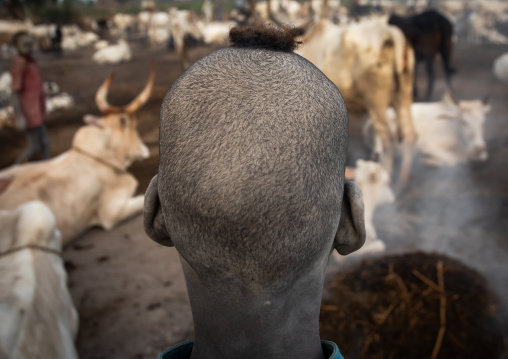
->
144;175;174;247
83;114;103;127
334;181;366;256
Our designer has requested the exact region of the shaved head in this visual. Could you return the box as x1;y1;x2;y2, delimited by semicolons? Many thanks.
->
154;46;350;291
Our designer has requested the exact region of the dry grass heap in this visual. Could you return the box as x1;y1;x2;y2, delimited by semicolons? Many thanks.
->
320;252;507;359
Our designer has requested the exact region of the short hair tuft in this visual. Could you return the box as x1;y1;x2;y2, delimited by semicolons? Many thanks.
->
229;23;303;52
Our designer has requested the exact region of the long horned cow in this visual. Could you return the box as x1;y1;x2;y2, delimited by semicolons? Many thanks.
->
0;65;155;244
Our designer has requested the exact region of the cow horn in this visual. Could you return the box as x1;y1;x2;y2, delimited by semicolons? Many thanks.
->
96;73;124;114
125;63;155;114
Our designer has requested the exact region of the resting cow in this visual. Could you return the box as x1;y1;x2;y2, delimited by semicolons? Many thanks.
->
296;18;416;187
0;67;154;244
0;180;78;359
364;92;491;166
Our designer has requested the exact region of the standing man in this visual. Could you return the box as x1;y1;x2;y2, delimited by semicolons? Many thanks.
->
145;24;366;359
11;31;50;164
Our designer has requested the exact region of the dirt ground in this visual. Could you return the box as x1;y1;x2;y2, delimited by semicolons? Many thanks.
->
1;40;507;358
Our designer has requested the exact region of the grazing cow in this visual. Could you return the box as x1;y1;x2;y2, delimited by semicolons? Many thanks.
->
493;53;508;82
0;179;78;359
92;39;131;64
0;67;154;243
296;18;416;187
364;92;491;166
342;159;394;256
388;10;455;101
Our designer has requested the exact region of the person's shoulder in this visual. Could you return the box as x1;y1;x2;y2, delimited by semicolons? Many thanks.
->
13;55;27;67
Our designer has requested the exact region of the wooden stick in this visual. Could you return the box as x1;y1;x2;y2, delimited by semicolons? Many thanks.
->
431;261;446;359
413;269;441;292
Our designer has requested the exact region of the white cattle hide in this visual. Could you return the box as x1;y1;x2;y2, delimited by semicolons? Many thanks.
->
0;201;78;359
0;72;12;95
364;92;491;166
493;53;508;82
112;13;136;31
197;21;234;45
92;39;131;64
46;93;74;113
94;40;109;50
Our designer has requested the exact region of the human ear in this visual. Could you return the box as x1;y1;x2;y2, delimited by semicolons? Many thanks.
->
144;175;174;247
333;181;366;255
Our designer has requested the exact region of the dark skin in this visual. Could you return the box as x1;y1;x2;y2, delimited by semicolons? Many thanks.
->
145;176;365;359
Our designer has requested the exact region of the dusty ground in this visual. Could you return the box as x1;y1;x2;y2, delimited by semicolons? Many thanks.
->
0;40;507;358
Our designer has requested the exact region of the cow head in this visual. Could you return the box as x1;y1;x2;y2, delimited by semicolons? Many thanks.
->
80;65;154;169
441;91;491;162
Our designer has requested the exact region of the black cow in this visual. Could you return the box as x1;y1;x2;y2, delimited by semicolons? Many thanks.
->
389;10;455;101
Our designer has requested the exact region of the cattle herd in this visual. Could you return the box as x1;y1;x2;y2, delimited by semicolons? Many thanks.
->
0;0;507;358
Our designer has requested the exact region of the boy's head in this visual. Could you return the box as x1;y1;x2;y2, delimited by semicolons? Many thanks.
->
145;24;365;293
12;31;33;57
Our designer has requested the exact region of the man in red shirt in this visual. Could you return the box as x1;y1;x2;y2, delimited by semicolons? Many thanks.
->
11;31;50;164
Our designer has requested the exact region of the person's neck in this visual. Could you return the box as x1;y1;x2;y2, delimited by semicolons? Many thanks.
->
180;256;329;359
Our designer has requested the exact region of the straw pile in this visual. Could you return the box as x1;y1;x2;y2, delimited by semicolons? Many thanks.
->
320;252;506;359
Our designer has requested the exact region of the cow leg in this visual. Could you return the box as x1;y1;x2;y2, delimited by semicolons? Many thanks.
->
98;175;144;230
369;107;394;179
425;57;435;102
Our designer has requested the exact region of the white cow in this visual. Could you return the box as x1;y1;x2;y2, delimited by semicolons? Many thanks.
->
112;13;136;32
92;39;131;64
94;40;109;50
296;18;416;186
196;21;234;45
0;67;154;243
46;93;74;113
493;53;508;82
364;92;491;166
332;160;394;262
0;190;78;359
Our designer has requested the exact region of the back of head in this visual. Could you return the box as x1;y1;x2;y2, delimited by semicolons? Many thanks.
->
158;24;349;292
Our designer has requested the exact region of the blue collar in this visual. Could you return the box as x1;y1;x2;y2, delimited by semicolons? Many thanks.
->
157;340;344;359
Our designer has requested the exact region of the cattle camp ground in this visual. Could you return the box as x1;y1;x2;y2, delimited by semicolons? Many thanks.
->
1;0;508;358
